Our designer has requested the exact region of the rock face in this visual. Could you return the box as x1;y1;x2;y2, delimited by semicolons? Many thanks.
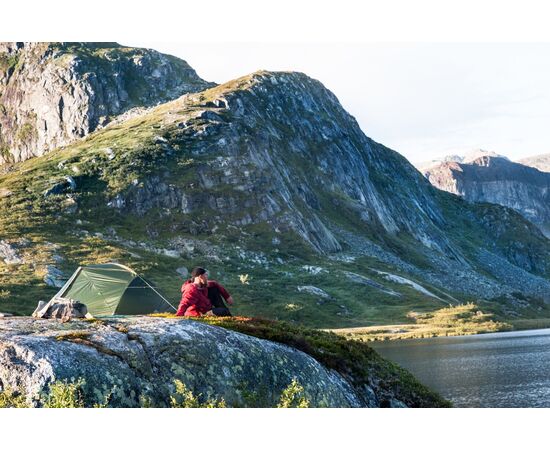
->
42;265;66;287
107;72;464;256
0;42;213;164
423;155;550;238
0;316;413;407
97;71;549;301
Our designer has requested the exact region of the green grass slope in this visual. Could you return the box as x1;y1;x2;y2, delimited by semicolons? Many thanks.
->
1;71;549;329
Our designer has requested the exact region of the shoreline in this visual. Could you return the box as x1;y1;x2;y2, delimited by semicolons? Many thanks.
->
327;318;550;342
4;313;550;343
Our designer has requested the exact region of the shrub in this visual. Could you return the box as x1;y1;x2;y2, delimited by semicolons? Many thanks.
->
43;379;85;408
277;378;309;408
170;379;226;408
16;122;37;145
0;145;12;163
0;54;18;72
0;389;28;408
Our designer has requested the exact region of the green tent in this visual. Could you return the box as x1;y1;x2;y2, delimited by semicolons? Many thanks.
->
51;263;177;316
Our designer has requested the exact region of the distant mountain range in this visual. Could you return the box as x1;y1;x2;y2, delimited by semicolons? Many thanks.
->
416;149;508;172
518;153;550;173
419;150;550;238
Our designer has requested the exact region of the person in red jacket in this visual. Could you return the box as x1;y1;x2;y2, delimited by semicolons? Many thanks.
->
176;267;234;317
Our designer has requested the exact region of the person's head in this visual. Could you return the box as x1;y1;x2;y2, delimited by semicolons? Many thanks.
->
190;267;208;286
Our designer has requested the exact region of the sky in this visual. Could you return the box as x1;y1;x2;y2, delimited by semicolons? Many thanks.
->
125;43;550;164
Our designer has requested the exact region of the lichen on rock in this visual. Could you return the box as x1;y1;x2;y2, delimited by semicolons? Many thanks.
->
0;317;362;407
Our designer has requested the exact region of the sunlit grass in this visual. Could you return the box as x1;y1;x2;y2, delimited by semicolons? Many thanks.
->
330;303;513;341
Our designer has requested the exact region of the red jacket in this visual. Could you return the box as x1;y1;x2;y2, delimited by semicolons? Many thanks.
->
176;281;212;317
175;280;231;317
206;280;231;302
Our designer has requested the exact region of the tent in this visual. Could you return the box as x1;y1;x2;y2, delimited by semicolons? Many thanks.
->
50;263;177;316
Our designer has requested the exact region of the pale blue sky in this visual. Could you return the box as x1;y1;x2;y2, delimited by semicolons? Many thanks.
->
126;43;550;164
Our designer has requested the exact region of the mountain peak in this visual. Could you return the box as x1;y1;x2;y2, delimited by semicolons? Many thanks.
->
415;149;508;172
0;42;213;164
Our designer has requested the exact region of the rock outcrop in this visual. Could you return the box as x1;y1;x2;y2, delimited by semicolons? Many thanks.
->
31;299;88;320
0;42;213;164
0;239;22;265
423;155;550;238
0;316;434;407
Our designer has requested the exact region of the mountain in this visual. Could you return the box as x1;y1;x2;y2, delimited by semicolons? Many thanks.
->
423;155;550;238
1;50;550;328
0;42;212;164
416;149;507;172
518;153;550;173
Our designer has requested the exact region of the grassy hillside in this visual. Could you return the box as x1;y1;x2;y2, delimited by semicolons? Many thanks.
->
1;71;549;329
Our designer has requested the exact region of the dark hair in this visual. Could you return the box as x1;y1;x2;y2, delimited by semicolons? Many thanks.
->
190;267;207;278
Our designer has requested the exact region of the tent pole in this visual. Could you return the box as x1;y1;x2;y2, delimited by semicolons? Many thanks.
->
51;266;83;302
138;275;177;312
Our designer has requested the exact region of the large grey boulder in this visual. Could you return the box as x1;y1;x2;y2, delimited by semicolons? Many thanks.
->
0;240;23;265
0;317;372;407
31;299;88;320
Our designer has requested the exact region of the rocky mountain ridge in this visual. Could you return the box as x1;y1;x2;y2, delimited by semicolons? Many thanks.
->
415;149;507;172
0;42;212;164
423;154;550;238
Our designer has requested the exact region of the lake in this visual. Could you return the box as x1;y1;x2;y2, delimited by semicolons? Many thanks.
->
370;328;550;407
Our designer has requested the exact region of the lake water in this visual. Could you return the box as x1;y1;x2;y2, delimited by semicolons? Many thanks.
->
370;328;550;407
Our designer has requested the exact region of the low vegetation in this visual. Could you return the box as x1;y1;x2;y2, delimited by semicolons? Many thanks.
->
43;378;85;408
0;53;19;72
169;379;226;408
277;378;309;408
16;122;37;144
0;376;311;408
330;303;513;341
0;388;28;408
